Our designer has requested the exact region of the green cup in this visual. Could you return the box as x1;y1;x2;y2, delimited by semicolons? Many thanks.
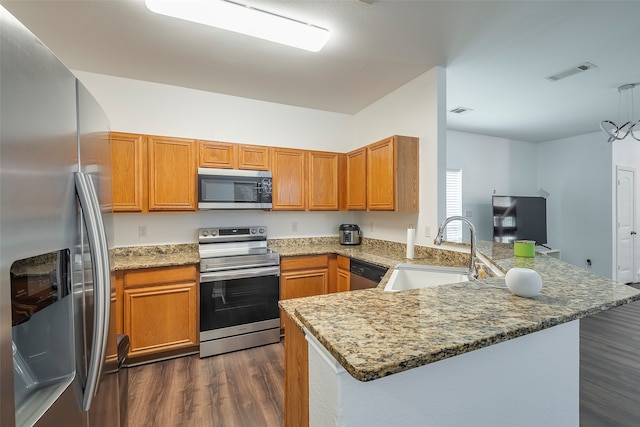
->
514;240;535;258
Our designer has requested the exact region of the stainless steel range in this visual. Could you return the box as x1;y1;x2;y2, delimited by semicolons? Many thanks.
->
198;226;280;358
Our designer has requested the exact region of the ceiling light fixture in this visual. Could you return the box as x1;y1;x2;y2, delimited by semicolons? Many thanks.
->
145;0;330;52
600;83;640;142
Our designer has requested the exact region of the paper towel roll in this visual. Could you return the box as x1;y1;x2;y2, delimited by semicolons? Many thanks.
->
406;226;415;259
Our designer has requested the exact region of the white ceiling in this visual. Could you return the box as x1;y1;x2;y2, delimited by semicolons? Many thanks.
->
2;0;640;143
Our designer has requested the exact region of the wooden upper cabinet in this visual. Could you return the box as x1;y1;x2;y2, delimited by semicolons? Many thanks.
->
346;148;367;210
199;140;236;169
271;147;307;210
308;151;339;210
366;135;419;212
237;144;270;170
111;132;147;212
147;136;197;211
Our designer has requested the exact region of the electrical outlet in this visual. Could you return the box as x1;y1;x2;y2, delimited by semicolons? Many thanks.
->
465;210;473;218
424;225;431;237
292;222;298;232
138;226;147;238
368;222;374;232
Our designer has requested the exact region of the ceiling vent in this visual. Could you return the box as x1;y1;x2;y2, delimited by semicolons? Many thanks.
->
449;106;474;114
545;62;597;82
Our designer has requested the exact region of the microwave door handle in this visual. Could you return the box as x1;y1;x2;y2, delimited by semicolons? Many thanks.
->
74;172;110;412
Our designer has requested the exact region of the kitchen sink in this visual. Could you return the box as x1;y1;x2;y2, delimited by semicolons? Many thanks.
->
383;264;469;292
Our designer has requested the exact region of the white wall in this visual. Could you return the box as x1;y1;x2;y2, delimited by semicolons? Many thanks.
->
354;67;446;246
446;130;538;241
75;71;354;151
537;132;612;278
612;137;640;281
75;69;444;247
112;211;358;247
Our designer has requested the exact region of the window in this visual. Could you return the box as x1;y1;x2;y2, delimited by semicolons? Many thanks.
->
446;169;463;241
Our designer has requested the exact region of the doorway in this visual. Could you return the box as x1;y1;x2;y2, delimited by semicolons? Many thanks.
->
616;166;636;284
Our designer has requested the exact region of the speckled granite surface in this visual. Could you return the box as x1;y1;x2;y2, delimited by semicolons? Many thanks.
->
112;238;640;383
269;237;469;270
278;238;640;382
111;244;199;270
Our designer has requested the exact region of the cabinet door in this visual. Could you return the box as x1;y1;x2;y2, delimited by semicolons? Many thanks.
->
336;256;351;293
346;148;367;210
280;269;328;300
367;137;396;211
283;314;309;427
394;135;419;212
148;136;197;211
111;132;147;212
271;147;306;210
199;140;236;169
237;144;270;170
123;281;198;358
308;151;339;211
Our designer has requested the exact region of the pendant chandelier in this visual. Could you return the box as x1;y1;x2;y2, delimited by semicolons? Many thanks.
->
600;83;640;142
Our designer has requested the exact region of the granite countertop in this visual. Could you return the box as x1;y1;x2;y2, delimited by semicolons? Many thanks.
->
269;236;471;271
277;238;640;382
111;238;640;383
111;244;199;270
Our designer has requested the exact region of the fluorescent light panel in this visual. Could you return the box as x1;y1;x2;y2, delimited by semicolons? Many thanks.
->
145;0;330;52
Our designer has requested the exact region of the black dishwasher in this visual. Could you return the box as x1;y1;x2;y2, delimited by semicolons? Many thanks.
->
350;259;388;291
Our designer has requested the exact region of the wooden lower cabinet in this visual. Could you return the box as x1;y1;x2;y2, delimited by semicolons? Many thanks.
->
117;264;199;363
280;255;329;300
283;314;309;427
280;255;329;330
336;255;351;292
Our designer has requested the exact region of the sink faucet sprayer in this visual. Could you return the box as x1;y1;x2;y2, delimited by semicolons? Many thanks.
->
434;216;478;280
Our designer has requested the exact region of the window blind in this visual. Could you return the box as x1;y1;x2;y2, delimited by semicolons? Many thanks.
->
446;169;462;241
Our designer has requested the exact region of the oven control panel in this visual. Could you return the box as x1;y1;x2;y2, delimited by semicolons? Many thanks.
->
198;226;267;243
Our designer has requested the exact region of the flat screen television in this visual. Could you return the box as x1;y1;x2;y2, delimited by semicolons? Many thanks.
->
492;195;547;245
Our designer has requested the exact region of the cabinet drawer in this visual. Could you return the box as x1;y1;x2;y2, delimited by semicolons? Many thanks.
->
281;255;328;271
123;265;197;288
337;255;350;270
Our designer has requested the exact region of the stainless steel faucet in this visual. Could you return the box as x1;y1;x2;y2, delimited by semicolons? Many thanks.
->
434;216;477;280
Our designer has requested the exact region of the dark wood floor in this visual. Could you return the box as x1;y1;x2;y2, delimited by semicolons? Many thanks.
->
125;297;640;427
126;342;284;427
580;296;640;426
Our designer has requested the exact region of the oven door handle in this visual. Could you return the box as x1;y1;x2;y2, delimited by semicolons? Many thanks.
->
200;266;280;282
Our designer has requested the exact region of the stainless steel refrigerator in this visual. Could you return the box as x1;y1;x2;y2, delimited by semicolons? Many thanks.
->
1;7;124;426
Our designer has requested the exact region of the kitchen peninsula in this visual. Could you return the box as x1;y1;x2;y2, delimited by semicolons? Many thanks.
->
277;239;640;427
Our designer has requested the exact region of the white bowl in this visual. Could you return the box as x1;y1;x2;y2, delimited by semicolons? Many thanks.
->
505;267;542;298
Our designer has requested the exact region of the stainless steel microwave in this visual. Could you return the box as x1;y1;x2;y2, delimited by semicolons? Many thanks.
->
198;168;272;210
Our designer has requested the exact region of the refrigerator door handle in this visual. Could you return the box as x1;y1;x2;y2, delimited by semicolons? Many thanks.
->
74;172;111;412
